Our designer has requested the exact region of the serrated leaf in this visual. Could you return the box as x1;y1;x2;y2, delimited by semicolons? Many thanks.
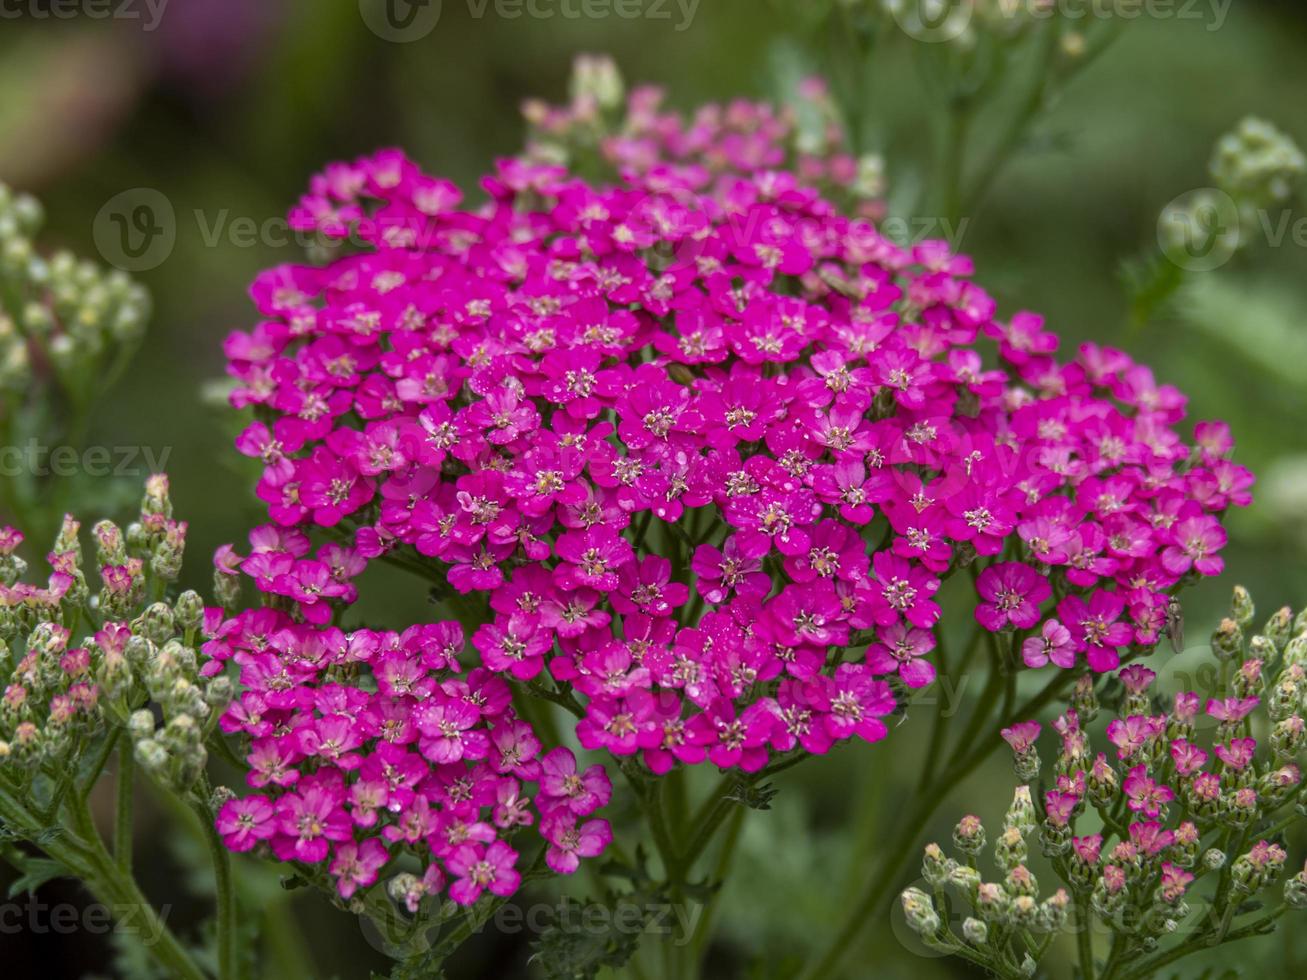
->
529;894;650;980
7;858;69;897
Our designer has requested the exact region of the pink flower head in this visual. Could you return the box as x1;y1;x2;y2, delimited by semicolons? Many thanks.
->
209;78;1251;886
216;796;276;852
1071;834;1102;865
1001;720;1042;754
1118;664;1156;695
1058;591;1133;672
974;562;1050;632
1021;619;1075;669
330;839;389;899
1206;696;1259;724
1123;765;1174;818
1169;739;1209;776
1161;515;1227;577
1159;862;1194;903
1106;715;1165;761
1214;737;1257;770
866;621;937;688
446;840;521;905
540;813;613;875
1044;790;1079;828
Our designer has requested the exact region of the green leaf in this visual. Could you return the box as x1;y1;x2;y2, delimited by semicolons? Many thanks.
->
7;858;69;897
529;892;654;980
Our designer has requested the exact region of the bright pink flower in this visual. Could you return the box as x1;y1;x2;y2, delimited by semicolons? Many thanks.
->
1123;765;1173;818
540;814;613;874
1021;619;1076;669
446;840;521;905
330;839;389;898
975;562;1050;631
216;796;276;852
1057;591;1133;671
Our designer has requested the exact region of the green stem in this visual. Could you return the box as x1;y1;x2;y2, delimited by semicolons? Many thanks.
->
686;803;747;975
114;744;134;872
798;666;1084;980
1115;906;1289;980
69;794;209;980
677;773;747;877
1075;892;1095;979
938;95;973;225
196;800;238;980
962;22;1059;213
261;900;317;980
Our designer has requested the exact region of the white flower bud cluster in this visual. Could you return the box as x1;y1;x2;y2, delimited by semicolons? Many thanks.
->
1211;117;1307;210
902;786;1071;964
1;479;226;798
0;181;150;408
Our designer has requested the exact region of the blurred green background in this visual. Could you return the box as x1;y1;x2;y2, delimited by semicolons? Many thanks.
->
3;0;1307;976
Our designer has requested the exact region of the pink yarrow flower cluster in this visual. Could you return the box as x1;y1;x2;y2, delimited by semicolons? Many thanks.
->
218;92;1245;791
210;613;612;900
1007;660;1304;911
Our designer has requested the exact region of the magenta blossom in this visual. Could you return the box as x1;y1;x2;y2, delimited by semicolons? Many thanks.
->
975;562;1051;632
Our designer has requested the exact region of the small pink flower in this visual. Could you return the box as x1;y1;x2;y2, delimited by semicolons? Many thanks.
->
1021;619;1075;669
331;839;389;898
1001;720;1042;754
216;796;276;852
540;813;612;874
1123;765;1173;818
446;840;521;905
